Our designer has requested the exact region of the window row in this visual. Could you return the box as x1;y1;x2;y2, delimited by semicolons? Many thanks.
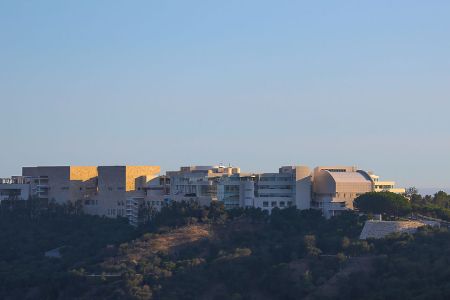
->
262;201;292;208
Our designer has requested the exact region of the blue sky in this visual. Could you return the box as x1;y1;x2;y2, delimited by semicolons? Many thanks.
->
1;1;449;188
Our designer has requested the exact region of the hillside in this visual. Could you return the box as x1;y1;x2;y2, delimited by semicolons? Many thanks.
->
1;201;450;299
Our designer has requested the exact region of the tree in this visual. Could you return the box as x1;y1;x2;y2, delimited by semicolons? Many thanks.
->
405;187;418;197
138;202;158;225
433;191;449;208
354;192;411;218
302;235;322;257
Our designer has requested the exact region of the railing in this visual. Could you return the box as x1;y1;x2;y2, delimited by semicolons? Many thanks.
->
0;178;14;184
0;177;31;184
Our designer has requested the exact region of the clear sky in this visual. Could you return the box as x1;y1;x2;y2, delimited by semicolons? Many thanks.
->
1;1;449;189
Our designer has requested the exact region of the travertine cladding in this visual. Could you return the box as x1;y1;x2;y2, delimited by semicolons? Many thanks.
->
22;166;97;204
94;166;160;217
95;166;127;216
294;166;312;210
22;166;160;218
125;166;160;191
313;166;373;217
69;166;98;202
360;220;426;239
70;166;98;181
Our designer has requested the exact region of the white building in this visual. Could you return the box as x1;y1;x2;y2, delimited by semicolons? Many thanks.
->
126;175;170;226
312;166;405;218
0;176;31;202
218;166;312;213
313;167;373;218
167;165;240;206
369;173;405;194
1;164;405;225
217;173;254;209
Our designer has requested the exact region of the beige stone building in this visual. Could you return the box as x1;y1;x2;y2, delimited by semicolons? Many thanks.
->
22;166;160;221
312;166;373;217
88;166;160;218
312;166;405;217
22;166;98;204
19;164;405;224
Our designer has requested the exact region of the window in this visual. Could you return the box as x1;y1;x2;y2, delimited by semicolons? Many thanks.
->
327;169;346;173
276;177;292;182
280;201;285;207
260;177;276;182
263;201;269;207
271;201;277;207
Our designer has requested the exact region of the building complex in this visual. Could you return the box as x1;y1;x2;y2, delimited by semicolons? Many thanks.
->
0;164;405;224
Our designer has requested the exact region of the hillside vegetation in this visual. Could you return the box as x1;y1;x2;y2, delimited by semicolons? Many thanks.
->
1;199;449;299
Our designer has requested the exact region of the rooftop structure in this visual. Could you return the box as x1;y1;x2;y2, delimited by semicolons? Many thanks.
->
368;173;406;194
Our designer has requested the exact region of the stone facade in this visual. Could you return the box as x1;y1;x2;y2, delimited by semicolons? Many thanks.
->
22;166;97;204
22;166;160;219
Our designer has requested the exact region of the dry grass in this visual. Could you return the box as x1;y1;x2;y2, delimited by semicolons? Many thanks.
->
101;224;213;269
149;224;212;254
